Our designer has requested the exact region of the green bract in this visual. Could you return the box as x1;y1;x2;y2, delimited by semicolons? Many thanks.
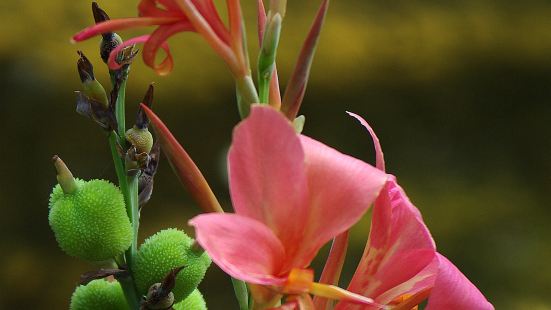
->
48;178;132;261
173;289;207;310
70;279;128;310
133;229;211;303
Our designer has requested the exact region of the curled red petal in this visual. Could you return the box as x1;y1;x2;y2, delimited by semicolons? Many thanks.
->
72;17;179;42
107;35;150;71
143;21;194;75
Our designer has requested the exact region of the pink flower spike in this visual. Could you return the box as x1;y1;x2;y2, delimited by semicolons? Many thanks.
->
72;17;179;42
426;254;494;310
190;213;287;286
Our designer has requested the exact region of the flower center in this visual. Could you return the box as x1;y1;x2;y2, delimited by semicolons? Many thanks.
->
282;268;314;294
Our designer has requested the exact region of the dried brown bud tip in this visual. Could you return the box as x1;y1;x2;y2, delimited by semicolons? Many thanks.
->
92;2;112;39
136;84;155;129
77;51;94;83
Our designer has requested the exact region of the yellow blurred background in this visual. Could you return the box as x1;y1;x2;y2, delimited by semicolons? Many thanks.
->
1;0;550;309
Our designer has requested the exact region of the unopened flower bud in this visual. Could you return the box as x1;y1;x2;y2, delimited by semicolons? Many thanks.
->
77;51;109;109
92;2;124;64
126;127;154;154
126;84;155;154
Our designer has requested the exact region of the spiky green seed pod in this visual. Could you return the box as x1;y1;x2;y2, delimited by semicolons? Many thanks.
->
173;289;207;310
48;178;132;261
133;229;211;303
126;126;154;154
70;279;128;310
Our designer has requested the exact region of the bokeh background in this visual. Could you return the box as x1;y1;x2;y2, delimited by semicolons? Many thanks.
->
1;0;550;309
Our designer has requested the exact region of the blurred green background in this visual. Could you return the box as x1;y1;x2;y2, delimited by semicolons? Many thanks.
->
1;0;550;309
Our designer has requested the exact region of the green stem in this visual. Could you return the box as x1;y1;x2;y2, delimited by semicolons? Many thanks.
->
109;68;140;308
109;132;128;197
231;277;249;310
125;172;140;268
119;275;140;309
116;78;128;141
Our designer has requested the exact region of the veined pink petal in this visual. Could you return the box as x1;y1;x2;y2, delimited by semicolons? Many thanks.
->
72;17;179;42
190;213;287;286
286;135;387;270
426;254;494;310
346;112;385;171
143;21;194;75
228;105;309;267
336;178;436;309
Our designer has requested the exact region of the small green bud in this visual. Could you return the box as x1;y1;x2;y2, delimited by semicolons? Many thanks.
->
48;159;132;261
70;279;128;310
173;289;207;310
77;51;109;109
133;229;211;303
125;126;154;154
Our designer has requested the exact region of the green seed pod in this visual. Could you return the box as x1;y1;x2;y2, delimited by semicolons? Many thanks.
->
70;279;128;310
173;289;207;310
126;126;154;154
48;158;132;261
133;229;211;303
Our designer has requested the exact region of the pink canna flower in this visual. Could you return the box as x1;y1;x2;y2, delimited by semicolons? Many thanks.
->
333;113;494;310
72;0;247;76
189;106;389;308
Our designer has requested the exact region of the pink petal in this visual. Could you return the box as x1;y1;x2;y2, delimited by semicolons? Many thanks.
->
426;254;494;310
143;21;194;75
72;17;179;42
108;35;151;71
346;112;385;171
190;213;287;286
228;105;309;267
340;178;436;307
286;135;387;270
